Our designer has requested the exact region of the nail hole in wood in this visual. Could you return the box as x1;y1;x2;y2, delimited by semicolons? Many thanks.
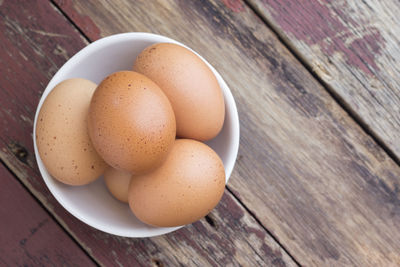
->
8;142;28;164
151;259;164;267
19;238;27;246
205;214;217;228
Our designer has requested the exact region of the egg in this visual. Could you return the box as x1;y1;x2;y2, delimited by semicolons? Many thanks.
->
128;139;226;227
88;71;176;174
133;43;225;141
36;78;107;185
104;166;132;203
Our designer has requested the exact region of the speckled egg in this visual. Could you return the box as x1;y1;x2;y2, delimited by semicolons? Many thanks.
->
88;71;176;174
133;43;225;141
36;78;107;185
128;139;226;227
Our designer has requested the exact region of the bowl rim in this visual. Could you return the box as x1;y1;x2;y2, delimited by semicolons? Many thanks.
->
33;32;240;237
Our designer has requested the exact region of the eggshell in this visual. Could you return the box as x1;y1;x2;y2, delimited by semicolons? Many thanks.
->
128;139;226;227
36;78;107;185
104;166;132;203
88;71;176;174
133;43;225;141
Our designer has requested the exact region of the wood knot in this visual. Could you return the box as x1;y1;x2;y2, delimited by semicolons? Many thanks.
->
8;142;28;164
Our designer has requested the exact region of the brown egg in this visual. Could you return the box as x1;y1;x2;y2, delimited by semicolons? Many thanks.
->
104;166;132;203
133;43;225;141
36;78;107;185
128;139;226;227
88;71;176;174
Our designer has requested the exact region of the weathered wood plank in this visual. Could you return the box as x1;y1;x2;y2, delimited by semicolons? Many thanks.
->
0;0;296;266
247;0;400;163
0;163;96;266
55;0;400;265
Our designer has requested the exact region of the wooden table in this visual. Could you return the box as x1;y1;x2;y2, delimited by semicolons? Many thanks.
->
1;0;400;266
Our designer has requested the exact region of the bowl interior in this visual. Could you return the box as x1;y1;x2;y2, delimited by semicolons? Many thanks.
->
33;33;239;237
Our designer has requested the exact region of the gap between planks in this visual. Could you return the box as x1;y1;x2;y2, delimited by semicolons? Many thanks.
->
0;157;101;267
226;187;301;266
50;0;91;44
242;0;400;169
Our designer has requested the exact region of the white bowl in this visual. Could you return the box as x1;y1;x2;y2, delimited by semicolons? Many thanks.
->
33;33;240;237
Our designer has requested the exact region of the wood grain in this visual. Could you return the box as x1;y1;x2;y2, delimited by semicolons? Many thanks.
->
0;0;295;266
54;0;400;265
0;163;96;266
247;0;400;163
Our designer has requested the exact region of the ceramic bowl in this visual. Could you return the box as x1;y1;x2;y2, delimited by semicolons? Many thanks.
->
33;32;240;237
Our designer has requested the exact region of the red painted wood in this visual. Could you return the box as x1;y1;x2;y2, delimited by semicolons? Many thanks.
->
221;0;244;12
258;0;383;76
0;164;96;266
52;0;101;40
247;0;400;165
